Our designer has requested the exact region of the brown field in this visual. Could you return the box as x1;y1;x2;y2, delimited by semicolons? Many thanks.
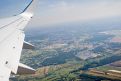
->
86;69;121;80
111;37;121;43
110;61;121;67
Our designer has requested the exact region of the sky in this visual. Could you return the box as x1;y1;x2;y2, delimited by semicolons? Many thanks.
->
0;0;121;28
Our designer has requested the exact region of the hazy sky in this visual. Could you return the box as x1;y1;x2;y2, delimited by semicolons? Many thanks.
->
0;0;121;27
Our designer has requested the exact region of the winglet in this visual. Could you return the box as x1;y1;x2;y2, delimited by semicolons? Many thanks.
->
20;0;38;19
22;0;38;14
22;0;34;13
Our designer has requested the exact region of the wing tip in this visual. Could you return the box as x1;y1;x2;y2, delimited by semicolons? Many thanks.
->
22;0;34;13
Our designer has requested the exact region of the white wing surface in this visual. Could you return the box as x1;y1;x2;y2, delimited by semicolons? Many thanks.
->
0;0;37;81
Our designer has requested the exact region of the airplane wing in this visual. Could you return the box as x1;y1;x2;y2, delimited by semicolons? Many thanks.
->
0;0;38;81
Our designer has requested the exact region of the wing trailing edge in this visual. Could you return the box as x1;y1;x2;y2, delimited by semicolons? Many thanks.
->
17;63;35;75
23;41;35;49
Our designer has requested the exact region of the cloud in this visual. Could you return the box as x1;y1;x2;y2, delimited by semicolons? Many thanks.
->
29;0;121;27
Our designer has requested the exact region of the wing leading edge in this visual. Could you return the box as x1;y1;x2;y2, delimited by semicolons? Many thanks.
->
0;0;38;81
